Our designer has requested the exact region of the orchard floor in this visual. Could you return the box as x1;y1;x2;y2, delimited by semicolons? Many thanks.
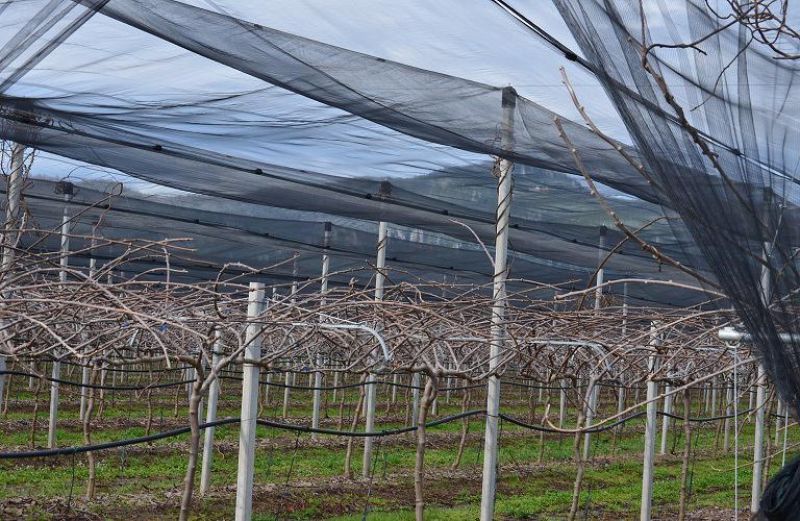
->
0;378;790;520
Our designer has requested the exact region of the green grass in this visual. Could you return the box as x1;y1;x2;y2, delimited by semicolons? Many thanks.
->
0;378;792;520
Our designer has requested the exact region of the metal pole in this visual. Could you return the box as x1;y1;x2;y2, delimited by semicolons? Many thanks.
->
200;329;223;495
48;182;73;449
234;282;265;521
640;323;660;521
559;379;567;428
363;219;387;478
479;86;516;521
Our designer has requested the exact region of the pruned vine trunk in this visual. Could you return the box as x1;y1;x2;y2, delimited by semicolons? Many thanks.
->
178;364;204;521
415;375;437;521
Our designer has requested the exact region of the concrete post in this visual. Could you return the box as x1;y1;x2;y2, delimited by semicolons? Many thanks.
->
659;383;673;455
411;372;420;426
0;144;25;407
724;379;734;451
640;324;660;521
48;182;73;448
200;329;223;495
311;354;323;440
582;376;599;460
363;220;387;477
234;283;265;521
479;86;516;521
751;364;767;513
594;225;606;312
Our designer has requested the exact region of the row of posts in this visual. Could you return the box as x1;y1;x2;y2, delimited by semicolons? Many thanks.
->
0;89;782;521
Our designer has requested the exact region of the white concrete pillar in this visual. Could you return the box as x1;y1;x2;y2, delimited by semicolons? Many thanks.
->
363;219;387;478
659;383;673;455
234;282;265;521
411;372;420;426
282;370;291;418
582;376;599;459
200;329;223;495
594;225;606;312
0;143;25;405
48;182;73;448
640;325;660;521
710;378;719;418
724;380;733;451
479;86;515;521
751;364;767;514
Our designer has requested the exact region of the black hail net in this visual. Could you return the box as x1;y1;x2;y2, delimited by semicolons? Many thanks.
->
0;0;718;305
553;0;800;517
3;0;797;513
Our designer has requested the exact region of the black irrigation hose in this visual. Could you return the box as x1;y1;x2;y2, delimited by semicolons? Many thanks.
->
0;370;194;391
498;412;648;433
500;405;760;434
2;371;777;407
2;370;523;393
0;392;766;460
0;410;485;460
